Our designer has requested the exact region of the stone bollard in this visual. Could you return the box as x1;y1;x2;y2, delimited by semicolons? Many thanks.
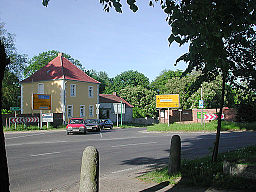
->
79;146;99;192
168;135;181;175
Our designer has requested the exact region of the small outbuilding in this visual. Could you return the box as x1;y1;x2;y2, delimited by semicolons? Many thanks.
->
99;93;133;123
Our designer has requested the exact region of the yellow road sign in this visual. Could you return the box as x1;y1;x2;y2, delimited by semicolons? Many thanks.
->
33;94;51;110
156;94;180;108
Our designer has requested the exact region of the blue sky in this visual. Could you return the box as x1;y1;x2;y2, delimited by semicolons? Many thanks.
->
1;0;188;82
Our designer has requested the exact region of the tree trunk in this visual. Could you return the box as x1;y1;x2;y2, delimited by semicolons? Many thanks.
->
212;72;226;162
0;40;10;191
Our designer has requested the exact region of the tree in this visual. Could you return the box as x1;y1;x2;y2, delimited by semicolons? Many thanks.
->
0;40;10;192
163;0;256;162
119;85;157;118
0;22;27;110
150;69;183;93
105;70;149;94
85;69;111;93
24;50;84;78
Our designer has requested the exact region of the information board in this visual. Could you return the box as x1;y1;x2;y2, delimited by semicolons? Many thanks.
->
33;94;51;110
156;94;180;108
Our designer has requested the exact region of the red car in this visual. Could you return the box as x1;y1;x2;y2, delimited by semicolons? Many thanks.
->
66;118;86;135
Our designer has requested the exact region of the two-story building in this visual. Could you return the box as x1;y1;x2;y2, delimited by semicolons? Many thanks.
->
20;53;100;124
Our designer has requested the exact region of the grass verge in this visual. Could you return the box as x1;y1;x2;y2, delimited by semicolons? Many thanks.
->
139;145;256;191
147;121;256;132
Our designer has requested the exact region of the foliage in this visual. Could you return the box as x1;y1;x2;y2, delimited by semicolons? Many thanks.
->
150;69;183;93
85;69;111;93
2;71;20;109
24;50;84;78
118;85;157;118
105;70;150;94
139;145;256;190
0;22;27;81
0;22;26;110
1;109;12;115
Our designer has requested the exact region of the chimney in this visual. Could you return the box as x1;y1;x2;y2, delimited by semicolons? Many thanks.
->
58;52;63;57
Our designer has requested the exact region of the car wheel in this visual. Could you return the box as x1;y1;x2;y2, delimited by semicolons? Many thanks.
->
110;126;113;129
67;132;69;135
84;130;87;134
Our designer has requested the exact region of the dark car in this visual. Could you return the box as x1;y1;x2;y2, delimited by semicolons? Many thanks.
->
66;118;86;135
84;119;101;132
100;119;113;129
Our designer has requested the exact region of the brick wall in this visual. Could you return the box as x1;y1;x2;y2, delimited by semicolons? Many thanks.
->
159;108;237;124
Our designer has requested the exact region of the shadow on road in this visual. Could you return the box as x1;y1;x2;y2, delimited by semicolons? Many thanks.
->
120;131;256;191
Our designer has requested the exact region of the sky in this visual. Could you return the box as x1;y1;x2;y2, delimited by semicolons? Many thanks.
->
0;0;188;82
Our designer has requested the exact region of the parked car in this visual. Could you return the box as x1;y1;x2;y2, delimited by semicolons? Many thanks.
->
100;119;113;129
84;119;101;132
66;118;86;135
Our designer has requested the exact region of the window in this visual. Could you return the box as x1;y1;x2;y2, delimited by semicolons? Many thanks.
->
89;105;94;118
80;105;85;117
70;84;76;97
67;105;73;118
38;83;44;94
88;86;93;98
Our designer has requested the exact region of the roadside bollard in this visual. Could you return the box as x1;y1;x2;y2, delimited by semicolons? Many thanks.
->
168;135;181;175
79;146;99;192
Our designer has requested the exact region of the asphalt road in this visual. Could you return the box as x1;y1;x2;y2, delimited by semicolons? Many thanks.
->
5;128;256;192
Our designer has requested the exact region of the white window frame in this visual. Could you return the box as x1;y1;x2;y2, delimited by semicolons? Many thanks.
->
70;84;76;97
89;105;94;118
67;105;73;118
88;86;93;98
80;105;85;117
38;83;44;94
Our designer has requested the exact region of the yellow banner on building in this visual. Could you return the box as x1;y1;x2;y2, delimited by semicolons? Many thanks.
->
156;94;180;108
33;94;51;110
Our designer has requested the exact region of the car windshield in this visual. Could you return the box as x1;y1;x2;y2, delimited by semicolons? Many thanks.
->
85;119;98;124
69;119;84;124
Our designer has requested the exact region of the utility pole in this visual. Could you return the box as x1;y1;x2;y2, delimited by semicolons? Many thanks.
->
120;101;123;127
201;87;203;126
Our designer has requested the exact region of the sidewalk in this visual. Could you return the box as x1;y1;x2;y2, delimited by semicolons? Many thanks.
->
52;166;244;192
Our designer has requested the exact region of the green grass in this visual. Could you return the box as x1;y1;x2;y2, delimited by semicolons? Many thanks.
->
147;121;256;132
139;145;256;190
4;124;65;132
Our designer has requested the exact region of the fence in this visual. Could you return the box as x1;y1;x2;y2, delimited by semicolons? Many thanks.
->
2;113;63;127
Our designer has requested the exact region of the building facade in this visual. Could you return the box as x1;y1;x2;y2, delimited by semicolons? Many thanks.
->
20;53;100;123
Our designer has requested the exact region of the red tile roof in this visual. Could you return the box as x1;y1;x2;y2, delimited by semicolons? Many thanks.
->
99;94;134;108
21;55;100;84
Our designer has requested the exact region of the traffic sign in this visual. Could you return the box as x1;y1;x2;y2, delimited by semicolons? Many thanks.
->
113;103;125;114
199;100;204;108
204;114;225;120
42;113;53;122
33;94;51;110
156;94;179;108
10;107;20;111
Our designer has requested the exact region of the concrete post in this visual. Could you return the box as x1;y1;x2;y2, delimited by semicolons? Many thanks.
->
168;135;181;175
79;146;99;192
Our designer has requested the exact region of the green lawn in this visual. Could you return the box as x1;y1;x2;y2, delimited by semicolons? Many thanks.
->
139;145;256;191
147;121;256;132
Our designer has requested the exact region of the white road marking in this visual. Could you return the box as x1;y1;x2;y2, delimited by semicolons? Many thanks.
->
100;132;103;138
6;140;68;147
112;141;157;148
5;133;46;140
30;151;61;157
